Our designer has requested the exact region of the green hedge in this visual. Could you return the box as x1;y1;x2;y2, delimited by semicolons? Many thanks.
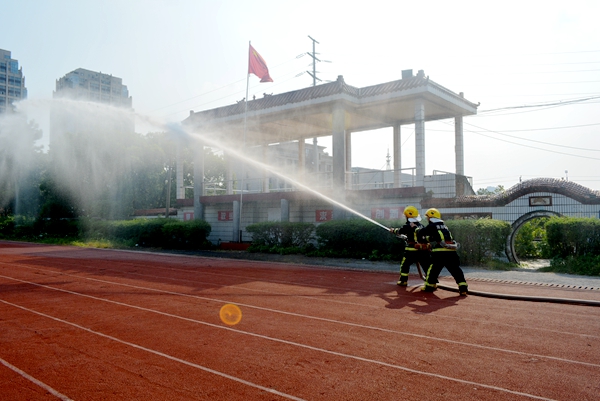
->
545;217;600;257
1;216;80;239
306;218;511;264
539;254;600;276
161;220;213;249
447;219;511;266
246;221;315;252
82;218;212;249
314;219;404;260
0;216;15;237
1;216;212;250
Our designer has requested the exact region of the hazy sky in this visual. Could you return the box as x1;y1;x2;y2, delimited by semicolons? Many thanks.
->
3;0;600;191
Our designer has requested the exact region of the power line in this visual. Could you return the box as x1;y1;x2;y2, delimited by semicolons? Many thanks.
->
432;121;600;135
520;61;600;66
149;79;245;113
473;80;600;87
154;53;307;115
439;111;600;159
503;69;600;74
475;97;600;117
162;65;310;117
466;129;600;161
461;122;600;152
478;96;600;113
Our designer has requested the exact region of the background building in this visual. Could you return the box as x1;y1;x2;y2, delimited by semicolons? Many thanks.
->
50;68;134;150
0;48;27;114
230;141;334;194
53;68;131;107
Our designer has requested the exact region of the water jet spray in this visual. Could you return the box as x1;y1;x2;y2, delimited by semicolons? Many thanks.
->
166;122;392;232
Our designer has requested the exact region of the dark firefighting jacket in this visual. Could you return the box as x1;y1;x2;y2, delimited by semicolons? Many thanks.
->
390;221;429;251
416;219;457;252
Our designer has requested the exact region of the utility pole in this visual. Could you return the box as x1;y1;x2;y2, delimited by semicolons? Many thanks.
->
307;36;330;176
165;162;172;218
307;35;321;86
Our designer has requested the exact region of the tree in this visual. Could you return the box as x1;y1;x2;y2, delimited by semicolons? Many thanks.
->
49;128;143;219
0;114;43;215
201;147;227;195
477;185;505;196
515;218;549;259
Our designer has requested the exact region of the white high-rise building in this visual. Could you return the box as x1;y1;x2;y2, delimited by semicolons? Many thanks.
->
0;48;27;114
53;68;131;107
50;69;134;150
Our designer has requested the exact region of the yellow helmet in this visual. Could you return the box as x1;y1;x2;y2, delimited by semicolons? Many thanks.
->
404;206;421;221
425;208;441;219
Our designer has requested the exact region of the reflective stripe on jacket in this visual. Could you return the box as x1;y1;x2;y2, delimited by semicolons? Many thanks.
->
417;220;457;252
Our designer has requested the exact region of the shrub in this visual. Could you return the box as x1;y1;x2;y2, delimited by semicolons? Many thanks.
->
545;217;600;258
11;216;36;239
33;218;80;238
314;219;404;259
247;222;315;251
0;216;15;237
514;218;549;259
83;218;211;249
446;219;511;266
161;220;212;249
87;219;167;246
539;254;600;276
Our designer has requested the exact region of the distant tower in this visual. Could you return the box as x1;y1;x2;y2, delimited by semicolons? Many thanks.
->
386;148;391;170
0;48;27;114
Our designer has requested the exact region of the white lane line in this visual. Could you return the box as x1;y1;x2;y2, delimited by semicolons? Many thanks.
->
5;261;599;342
0;279;560;400
2;271;597;369
79;265;600;339
0;357;74;401
0;300;306;401
8;256;593;321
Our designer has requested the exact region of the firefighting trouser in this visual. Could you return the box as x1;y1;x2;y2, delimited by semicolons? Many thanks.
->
398;250;431;283
423;250;467;288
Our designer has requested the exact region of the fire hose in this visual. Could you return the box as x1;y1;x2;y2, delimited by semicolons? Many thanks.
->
392;229;600;307
414;262;600;307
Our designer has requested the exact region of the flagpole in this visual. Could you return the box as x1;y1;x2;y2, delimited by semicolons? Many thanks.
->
238;41;251;242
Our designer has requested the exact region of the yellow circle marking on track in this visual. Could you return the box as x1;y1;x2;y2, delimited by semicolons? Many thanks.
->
219;304;242;326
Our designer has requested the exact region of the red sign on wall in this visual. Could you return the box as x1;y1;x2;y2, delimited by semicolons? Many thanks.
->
183;212;194;221
315;210;333;222
218;211;234;221
371;207;405;220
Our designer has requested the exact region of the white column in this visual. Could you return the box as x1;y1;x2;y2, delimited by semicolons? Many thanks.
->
298;139;305;184
415;101;425;187
175;141;185;199
455;115;464;176
332;103;346;191
281;198;289;222
232;200;240;242
345;131;352;188
313;137;319;185
193;142;205;220
226;153;234;195
393;123;401;187
262;144;269;193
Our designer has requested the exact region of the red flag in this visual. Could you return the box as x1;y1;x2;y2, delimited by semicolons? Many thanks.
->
248;45;273;83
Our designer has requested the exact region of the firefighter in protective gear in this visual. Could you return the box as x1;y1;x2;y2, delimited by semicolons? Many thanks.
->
388;206;431;286
415;208;468;295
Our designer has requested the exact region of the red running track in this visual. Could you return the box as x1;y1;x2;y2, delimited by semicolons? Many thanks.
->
1;241;599;400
